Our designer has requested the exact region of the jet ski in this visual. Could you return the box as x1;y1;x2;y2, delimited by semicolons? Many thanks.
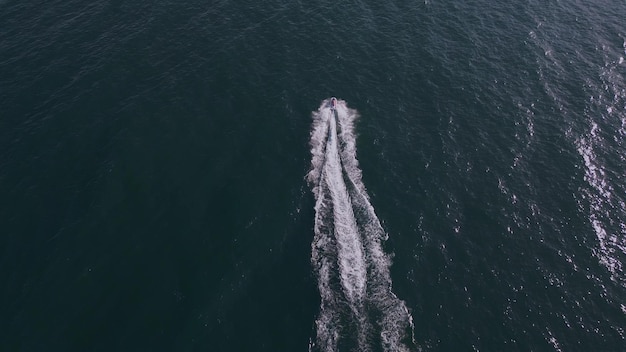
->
330;97;337;110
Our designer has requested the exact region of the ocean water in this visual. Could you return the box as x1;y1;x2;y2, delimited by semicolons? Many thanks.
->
1;0;625;351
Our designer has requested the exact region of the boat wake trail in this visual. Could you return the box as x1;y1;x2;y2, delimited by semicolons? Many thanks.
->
307;98;417;352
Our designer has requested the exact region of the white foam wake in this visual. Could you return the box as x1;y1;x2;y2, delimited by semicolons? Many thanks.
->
308;98;418;352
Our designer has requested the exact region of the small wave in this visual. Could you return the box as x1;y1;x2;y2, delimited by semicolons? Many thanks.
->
577;42;626;285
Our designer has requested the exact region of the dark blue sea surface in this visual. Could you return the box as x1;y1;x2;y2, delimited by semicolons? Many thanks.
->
1;0;625;351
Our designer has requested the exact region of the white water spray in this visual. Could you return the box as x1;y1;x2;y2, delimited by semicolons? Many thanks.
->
308;98;418;352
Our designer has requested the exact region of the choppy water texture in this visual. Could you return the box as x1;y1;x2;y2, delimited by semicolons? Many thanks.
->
1;0;625;351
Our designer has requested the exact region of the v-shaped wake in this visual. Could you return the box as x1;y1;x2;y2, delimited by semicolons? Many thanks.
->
308;98;418;352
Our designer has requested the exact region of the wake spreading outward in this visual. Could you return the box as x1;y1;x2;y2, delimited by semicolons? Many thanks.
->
307;98;417;352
